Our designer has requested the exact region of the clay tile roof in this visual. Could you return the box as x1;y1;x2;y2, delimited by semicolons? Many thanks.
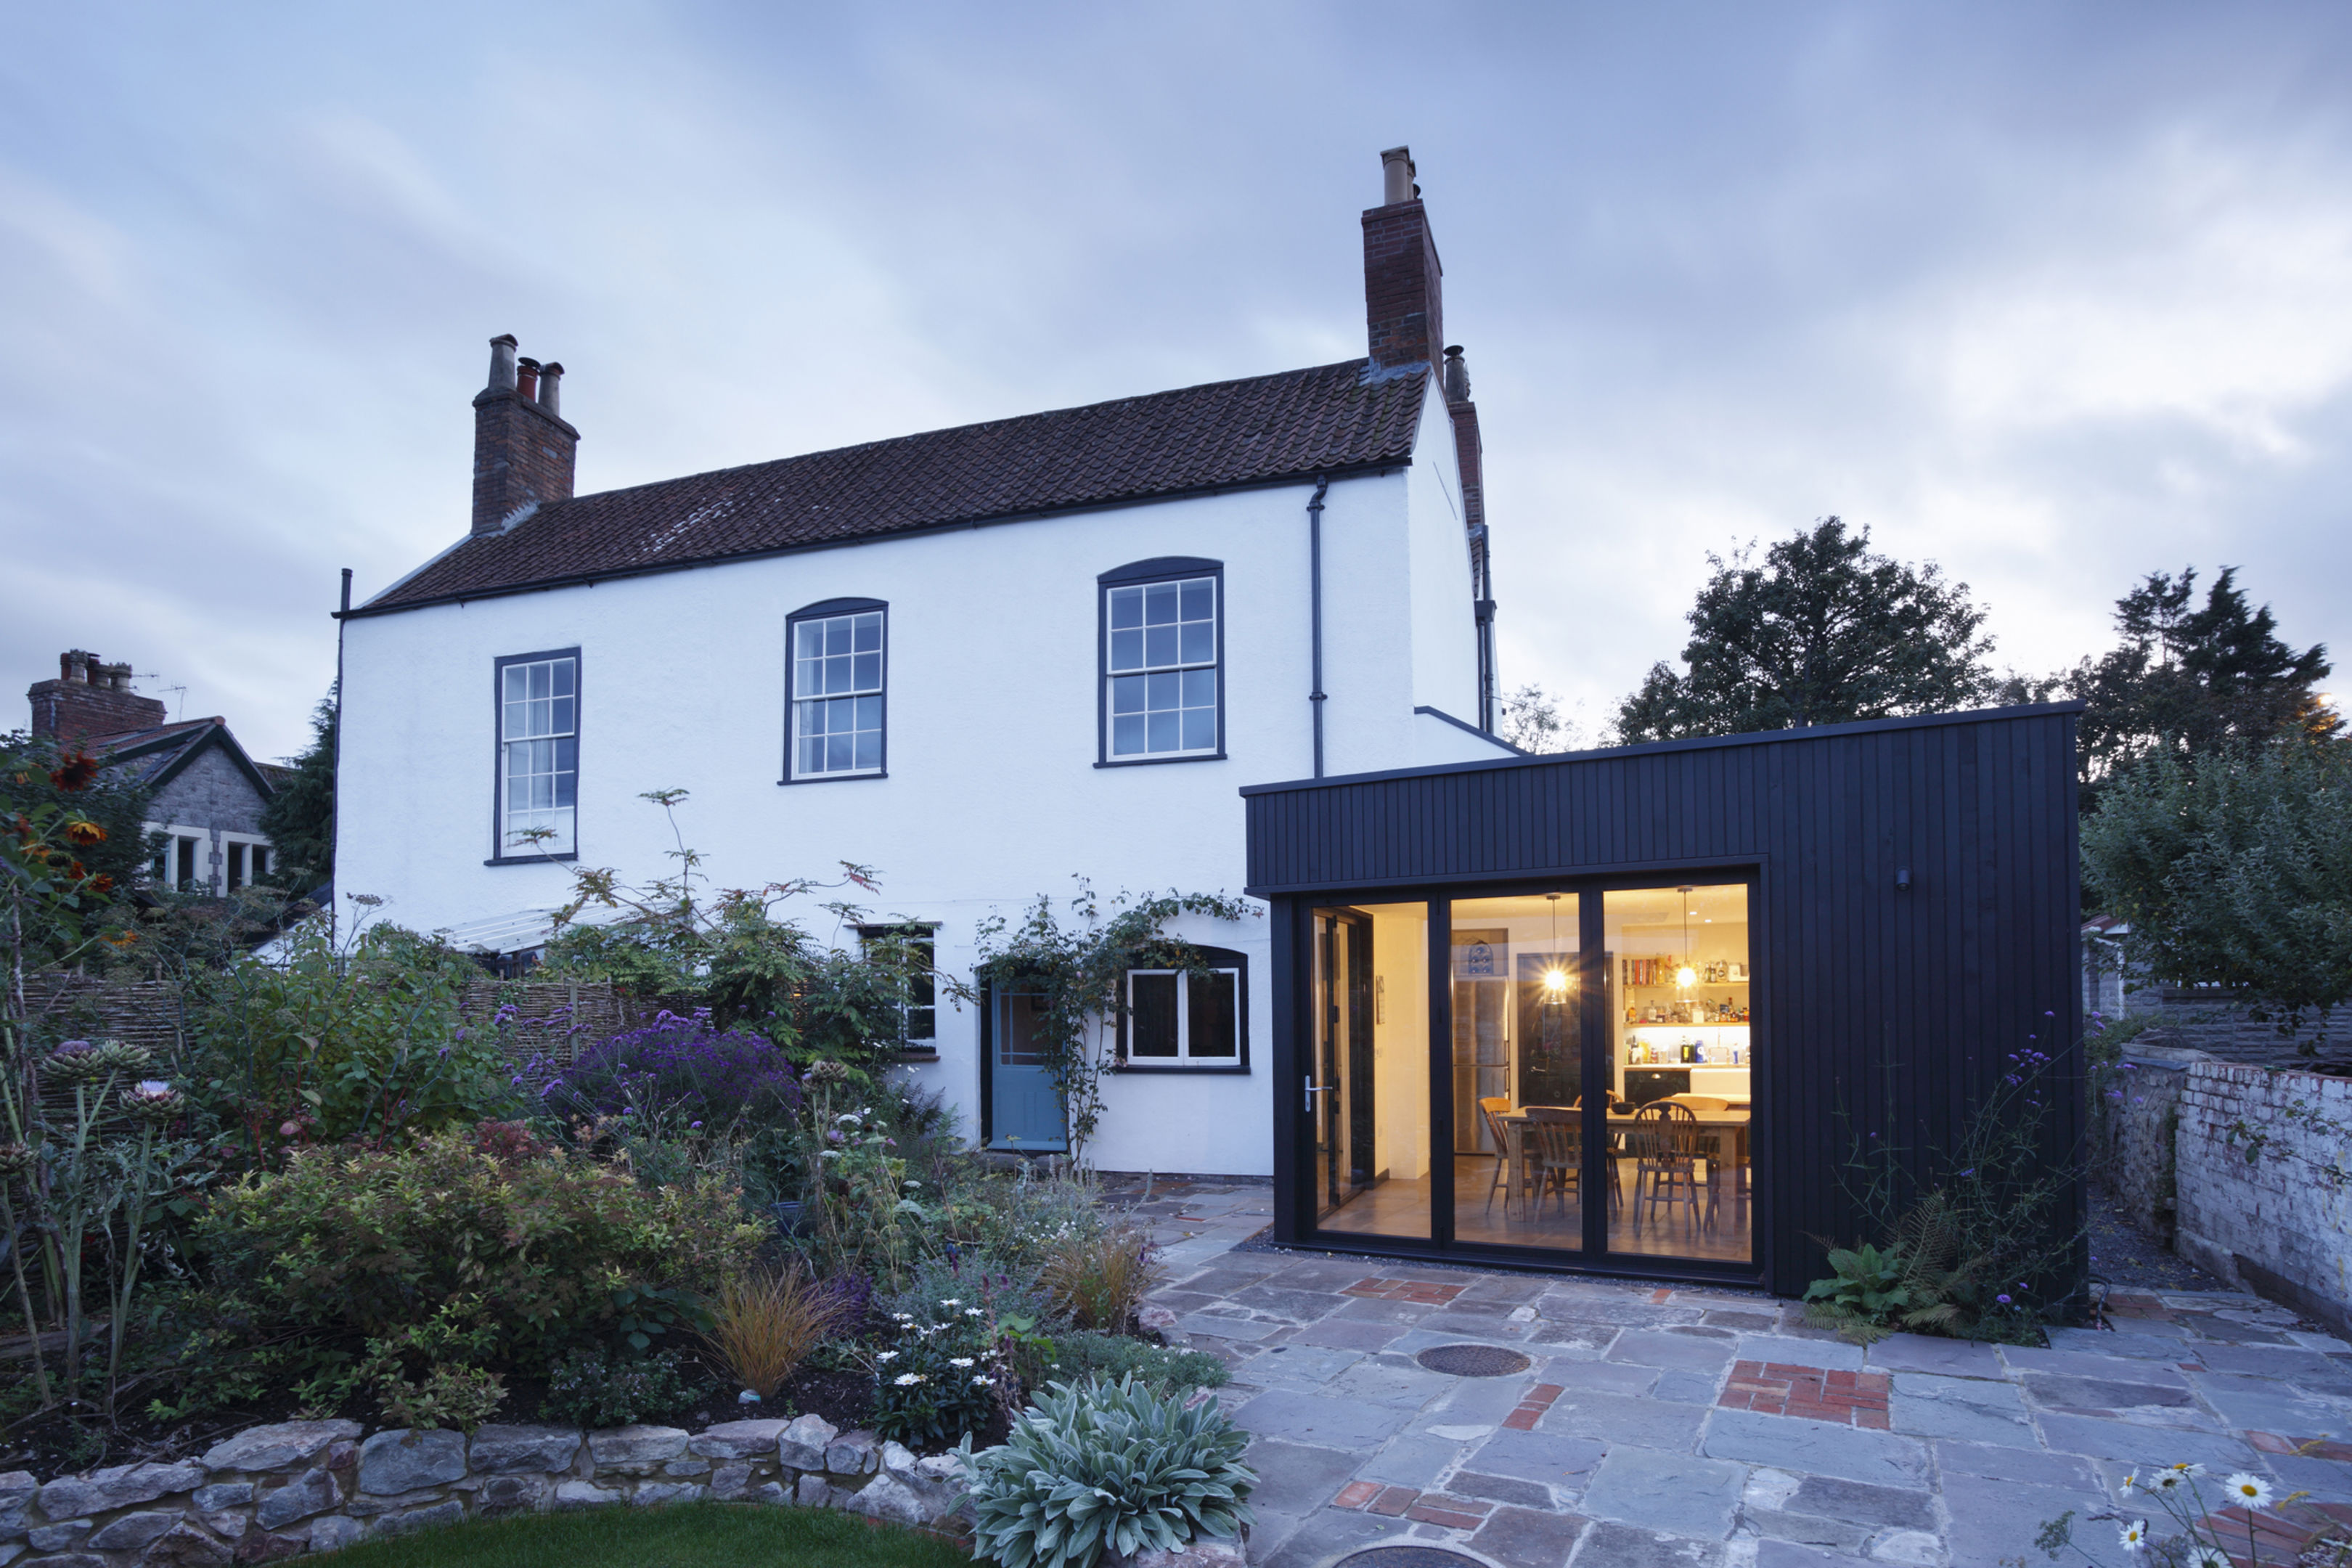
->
362;358;1428;613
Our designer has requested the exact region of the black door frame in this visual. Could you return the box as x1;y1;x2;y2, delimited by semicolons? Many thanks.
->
1276;864;1768;1286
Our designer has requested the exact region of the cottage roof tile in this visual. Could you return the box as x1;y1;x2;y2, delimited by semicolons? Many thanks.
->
362;359;1427;613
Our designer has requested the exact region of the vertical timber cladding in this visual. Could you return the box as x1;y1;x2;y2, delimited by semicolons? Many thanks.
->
1241;704;2084;1298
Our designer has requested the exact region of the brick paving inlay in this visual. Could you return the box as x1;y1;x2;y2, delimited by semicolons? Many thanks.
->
1717;1360;1892;1427
1343;1277;1467;1305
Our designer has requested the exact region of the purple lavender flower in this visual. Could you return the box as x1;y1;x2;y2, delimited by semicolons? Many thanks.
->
528;1009;800;1127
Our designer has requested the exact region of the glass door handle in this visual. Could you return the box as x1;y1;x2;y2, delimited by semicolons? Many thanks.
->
1303;1077;1332;1114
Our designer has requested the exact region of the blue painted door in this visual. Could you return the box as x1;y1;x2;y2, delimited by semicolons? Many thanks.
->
989;989;1067;1152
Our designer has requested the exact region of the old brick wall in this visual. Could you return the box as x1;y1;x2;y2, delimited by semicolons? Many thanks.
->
2093;1042;2206;1242
2174;1062;2352;1331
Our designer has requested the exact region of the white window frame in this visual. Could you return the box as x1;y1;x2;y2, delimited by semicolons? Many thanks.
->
857;922;938;1050
1117;950;1247;1071
493;650;579;862
785;601;888;783
1098;561;1222;765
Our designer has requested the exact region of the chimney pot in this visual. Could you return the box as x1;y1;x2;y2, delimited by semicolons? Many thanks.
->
1442;345;1471;402
1363;149;1442;370
471;336;580;537
1380;146;1415;206
486;334;519;393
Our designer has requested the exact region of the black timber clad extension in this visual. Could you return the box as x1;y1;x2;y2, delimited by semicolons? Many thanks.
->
1241;703;2084;1298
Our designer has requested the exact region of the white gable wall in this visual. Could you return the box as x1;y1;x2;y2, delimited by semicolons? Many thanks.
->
340;452;1486;1175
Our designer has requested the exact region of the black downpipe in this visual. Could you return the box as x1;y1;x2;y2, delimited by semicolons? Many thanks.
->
332;568;350;936
1308;478;1329;777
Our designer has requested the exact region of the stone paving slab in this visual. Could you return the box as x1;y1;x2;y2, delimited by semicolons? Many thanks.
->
1107;1183;2352;1567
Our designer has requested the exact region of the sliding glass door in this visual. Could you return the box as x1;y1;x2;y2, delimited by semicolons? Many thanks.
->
1302;879;1756;1274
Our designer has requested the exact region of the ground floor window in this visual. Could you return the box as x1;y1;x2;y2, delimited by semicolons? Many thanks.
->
1118;947;1246;1069
1302;880;1754;1271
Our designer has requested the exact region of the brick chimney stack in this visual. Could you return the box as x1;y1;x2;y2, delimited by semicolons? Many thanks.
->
1363;146;1443;373
28;650;167;748
471;334;580;538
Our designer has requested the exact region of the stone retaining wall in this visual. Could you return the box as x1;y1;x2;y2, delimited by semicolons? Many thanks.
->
2093;1042;2202;1241
2173;1062;2352;1336
0;1411;970;1567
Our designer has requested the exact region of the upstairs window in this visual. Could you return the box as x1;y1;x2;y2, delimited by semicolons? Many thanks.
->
1118;946;1248;1071
1100;559;1222;764
788;600;886;781
496;650;579;859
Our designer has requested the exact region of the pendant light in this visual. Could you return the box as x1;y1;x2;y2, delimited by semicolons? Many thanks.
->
1675;886;1698;989
1541;894;1570;995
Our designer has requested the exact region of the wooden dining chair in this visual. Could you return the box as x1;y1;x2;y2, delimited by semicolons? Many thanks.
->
1630;1101;1705;1233
1478;1095;1516;1212
1523;1106;1580;1214
1667;1095;1731;1185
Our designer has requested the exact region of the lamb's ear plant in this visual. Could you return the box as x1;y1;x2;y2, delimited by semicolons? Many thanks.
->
958;1374;1256;1568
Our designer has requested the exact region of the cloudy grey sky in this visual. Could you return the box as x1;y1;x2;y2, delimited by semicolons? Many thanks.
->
4;2;2348;760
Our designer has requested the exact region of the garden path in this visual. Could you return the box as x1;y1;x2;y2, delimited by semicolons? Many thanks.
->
1106;1179;2352;1568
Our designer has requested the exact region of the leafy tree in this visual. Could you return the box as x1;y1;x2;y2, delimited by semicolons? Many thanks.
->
1500;682;1575;754
2066;567;2335;787
1615;518;1994;743
2081;738;2352;1047
259;690;337;894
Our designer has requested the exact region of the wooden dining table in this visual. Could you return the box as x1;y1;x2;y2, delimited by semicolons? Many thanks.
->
1496;1105;1752;1218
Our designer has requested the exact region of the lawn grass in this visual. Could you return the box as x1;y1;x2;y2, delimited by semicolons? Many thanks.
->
327;1503;973;1568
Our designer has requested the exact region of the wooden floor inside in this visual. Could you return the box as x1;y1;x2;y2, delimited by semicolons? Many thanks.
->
1315;1154;1753;1264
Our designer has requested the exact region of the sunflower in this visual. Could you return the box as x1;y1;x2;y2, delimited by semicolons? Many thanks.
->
49;753;99;791
63;819;106;846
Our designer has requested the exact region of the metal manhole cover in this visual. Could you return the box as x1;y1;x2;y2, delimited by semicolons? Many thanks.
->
1334;1550;1489;1568
1413;1343;1532;1377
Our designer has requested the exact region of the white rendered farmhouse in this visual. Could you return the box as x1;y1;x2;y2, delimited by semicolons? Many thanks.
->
335;148;1511;1177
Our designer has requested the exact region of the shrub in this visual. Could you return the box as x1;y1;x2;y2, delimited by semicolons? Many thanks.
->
1042;1331;1226;1397
538;1010;802;1127
873;1295;1003;1450
542;1346;696;1429
181;920;520;1158
1038;1224;1159;1332
702;1262;841;1399
960;1376;1256;1568
881;1252;1056;1333
353;1298;508;1432
198;1128;764;1361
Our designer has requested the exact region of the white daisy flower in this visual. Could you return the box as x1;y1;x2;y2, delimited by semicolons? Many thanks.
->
939;1298;962;1307
971;1376;991;1387
2222;1472;2272;1508
964;1307;985;1317
2120;1474;2135;1495
2152;1470;2186;1492
874;1350;899;1363
2118;1518;2149;1551
894;1371;926;1387
949;1357;976;1368
2185;1549;2231;1568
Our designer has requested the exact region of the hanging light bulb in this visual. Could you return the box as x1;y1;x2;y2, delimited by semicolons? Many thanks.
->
1542;893;1571;994
1675;886;1697;989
